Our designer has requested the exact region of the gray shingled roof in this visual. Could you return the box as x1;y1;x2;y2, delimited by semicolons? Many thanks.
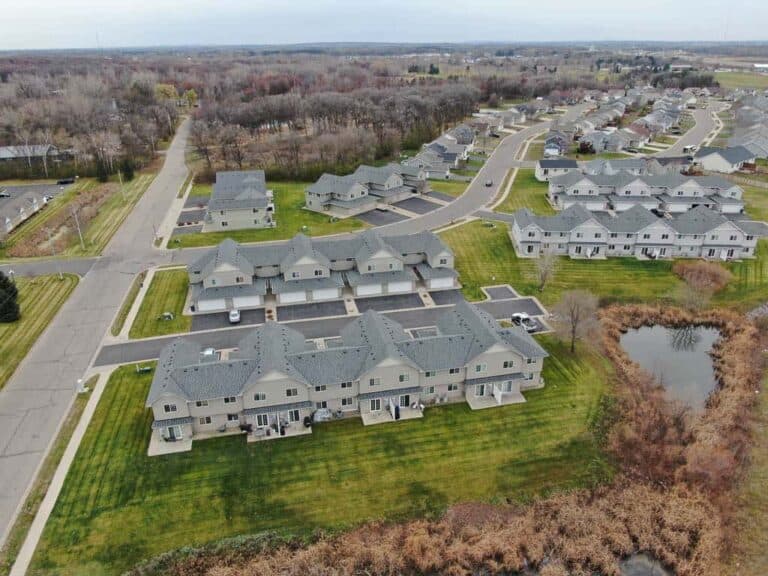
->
538;159;578;169
209;170;271;211
695;146;755;164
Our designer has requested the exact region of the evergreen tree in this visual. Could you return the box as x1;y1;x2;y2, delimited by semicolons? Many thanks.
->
0;271;19;323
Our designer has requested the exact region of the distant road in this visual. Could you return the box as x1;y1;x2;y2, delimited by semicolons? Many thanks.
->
655;105;721;158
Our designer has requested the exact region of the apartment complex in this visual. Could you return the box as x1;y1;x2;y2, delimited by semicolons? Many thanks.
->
189;229;458;312
203;170;275;232
146;301;548;455
509;204;766;260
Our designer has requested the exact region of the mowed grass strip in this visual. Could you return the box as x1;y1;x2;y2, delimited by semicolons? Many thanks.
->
0;274;78;390
128;269;191;339
440;220;682;305
171;181;367;248
494;169;554;215
428;179;468;197
30;336;611;575
110;271;146;337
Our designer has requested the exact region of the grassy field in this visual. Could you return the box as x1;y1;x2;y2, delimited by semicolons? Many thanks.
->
428;179;468;198
727;370;768;576
441;220;682;305
715;71;768;90
110;271;146;337
0;274;78;390
171;181;366;248
30;338;612;575
0;376;96;576
714;240;768;311
494;169;555;215
128;269;191;339
743;184;768;221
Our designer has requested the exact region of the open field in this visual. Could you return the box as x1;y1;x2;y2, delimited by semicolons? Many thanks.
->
30;338;612;575
441;220;682;305
128;269;191;339
715;240;768;311
715;71;768;90
494;169;555;215
0;274;78;390
0;376;96;576
427;179;468;197
170;181;366;248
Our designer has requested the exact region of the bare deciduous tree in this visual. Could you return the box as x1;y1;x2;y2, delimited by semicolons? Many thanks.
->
553;289;599;353
536;247;557;292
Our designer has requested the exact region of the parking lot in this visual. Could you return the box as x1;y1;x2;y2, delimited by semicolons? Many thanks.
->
355;293;423;312
191;308;266;331
393;196;442;215
357;209;409;226
0;182;70;233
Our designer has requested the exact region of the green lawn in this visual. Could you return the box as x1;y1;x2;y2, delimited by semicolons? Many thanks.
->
494;169;555;215
30;338;612;575
653;135;677;146
743;184;768;221
715;71;768;90
567;151;633;161
440;221;682;305
0;274;78;390
189;182;212;197
0;376;96;576
110;271;146;337
128;269;191;339
715;240;768;311
428;179;468;198
171;182;367;248
524;141;544;161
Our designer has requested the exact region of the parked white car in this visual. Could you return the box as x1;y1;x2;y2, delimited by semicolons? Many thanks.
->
511;312;537;332
228;309;241;324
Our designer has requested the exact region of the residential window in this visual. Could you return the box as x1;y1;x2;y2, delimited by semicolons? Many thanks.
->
367;265;373;271
439;258;448;265
626;234;632;239
527;231;535;238
221;221;228;227
314;385;327;392
610;233;617;238
253;393;266;401
369;378;380;387
661;234;669;240
291;271;299;279
543;232;551;237
256;414;268;427
747;235;755;241
447;383;459;391
711;234;719;240
729;235;737;241
475;363;487;373
576;232;583;238
370;398;381;412
235;276;244;283
425;371;435;378
341;397;354;407
286;388;298;397
224;396;236;404
341;381;353;389
199;416;212;425
388;263;394;270
227;414;239;422
399;374;409;383
503;360;514;369
426;386;435;394
163;404;177;413
594;233;602;239
210;279;217;286
314;269;324;276
220;210;225;215
195;400;208;407
289;409;300;422
643;234;650;240
526;358;534;364
449;368;461;375
316;401;327;409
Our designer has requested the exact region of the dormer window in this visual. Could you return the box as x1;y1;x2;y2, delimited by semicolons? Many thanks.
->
314;269;323;276
163;404;177;413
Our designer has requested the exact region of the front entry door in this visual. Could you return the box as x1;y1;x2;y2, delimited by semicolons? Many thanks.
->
399;395;410;407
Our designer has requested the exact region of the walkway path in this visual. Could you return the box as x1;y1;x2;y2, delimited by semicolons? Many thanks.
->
0;119;190;548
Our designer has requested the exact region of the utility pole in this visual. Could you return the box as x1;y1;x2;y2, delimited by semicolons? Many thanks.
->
71;205;85;251
45;227;63;280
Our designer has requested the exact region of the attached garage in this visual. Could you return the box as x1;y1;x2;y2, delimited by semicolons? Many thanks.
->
429;277;455;290
232;295;262;309
387;280;413;293
197;298;226;312
356;283;383;296
278;291;307;304
311;287;340;301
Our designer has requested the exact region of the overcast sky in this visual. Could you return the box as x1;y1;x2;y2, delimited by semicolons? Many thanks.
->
2;0;766;50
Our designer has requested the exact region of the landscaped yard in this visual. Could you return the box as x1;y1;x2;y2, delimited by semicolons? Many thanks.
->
0;274;78;390
441;220;682;305
524;140;544;161
110;271;146;337
30;337;612;575
170;181;367;248
715;71;768;90
494;169;555;215
128;269;191;339
428;179;468;198
567;150;633;161
743;184;768;221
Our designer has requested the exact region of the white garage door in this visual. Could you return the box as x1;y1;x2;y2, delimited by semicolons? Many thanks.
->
233;295;262;308
312;288;339;301
197;298;226;312
387;281;412;293
357;284;383;296
279;291;307;304
429;277;454;289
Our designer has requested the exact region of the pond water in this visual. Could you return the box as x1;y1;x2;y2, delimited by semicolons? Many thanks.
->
620;324;720;411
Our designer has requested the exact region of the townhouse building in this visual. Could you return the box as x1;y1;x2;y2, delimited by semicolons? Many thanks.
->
203;170;275;232
146;301;549;455
548;171;746;215
188;229;458;312
509;204;766;261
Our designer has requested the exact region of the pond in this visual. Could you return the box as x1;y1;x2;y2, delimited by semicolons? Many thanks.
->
620;324;720;411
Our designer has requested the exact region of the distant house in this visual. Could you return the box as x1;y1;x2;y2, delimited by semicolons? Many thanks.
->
535;159;578;182
203;171;275;232
501;108;526;127
0;144;66;163
544;131;569;157
694;146;756;174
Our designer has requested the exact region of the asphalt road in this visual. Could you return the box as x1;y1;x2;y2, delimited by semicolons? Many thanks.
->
0;120;190;545
94;297;547;366
655;105;719;158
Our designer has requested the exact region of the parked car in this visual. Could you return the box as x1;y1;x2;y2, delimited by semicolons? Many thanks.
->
228;309;241;324
511;312;537;332
484;180;493;187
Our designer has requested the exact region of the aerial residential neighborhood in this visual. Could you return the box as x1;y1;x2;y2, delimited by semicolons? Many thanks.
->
2;7;768;576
